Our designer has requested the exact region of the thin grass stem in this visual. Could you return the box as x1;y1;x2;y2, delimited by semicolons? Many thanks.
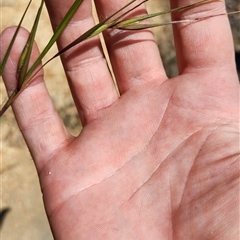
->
0;0;32;75
112;0;213;29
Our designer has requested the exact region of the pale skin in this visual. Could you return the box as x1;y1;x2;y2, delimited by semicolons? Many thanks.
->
1;0;239;239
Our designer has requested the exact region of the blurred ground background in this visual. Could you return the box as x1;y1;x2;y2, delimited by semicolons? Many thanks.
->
0;0;239;239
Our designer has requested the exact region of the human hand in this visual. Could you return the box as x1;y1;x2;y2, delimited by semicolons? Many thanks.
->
1;0;239;239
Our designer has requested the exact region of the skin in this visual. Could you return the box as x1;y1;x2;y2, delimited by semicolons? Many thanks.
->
1;0;239;239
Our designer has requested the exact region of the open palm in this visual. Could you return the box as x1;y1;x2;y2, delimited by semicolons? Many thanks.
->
1;0;239;239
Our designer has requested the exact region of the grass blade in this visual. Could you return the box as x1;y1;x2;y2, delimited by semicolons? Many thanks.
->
113;1;239;30
0;0;32;76
112;0;213;29
45;0;140;61
43;0;212;63
114;19;198;30
23;0;84;83
17;0;44;90
26;0;142;79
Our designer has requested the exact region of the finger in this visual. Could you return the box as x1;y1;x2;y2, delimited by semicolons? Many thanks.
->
170;0;237;75
94;0;168;94
0;27;71;171
45;0;119;125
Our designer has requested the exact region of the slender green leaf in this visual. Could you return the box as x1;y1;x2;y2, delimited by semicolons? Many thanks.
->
28;0;142;78
42;0;212;64
114;20;195;30
117;10;240;30
0;0;32;75
23;0;84;83
112;0;213;29
17;0;44;90
46;0;141;61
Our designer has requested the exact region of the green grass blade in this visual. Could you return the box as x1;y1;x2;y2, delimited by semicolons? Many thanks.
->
112;0;213;29
117;9;240;31
52;0;211;58
17;0;44;90
46;0;141;61
114;20;195;30
23;0;84;83
0;0;32;76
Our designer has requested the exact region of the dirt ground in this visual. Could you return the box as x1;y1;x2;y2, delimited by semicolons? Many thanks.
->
1;1;239;239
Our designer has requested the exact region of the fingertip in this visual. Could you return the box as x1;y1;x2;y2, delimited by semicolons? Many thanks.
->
0;26;43;93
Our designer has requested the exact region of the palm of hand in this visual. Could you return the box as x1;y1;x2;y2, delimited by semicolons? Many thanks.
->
39;72;239;239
